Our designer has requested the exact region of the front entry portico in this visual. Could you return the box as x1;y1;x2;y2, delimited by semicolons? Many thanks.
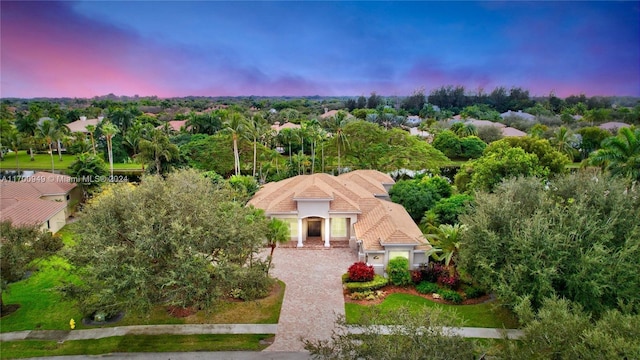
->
297;217;331;248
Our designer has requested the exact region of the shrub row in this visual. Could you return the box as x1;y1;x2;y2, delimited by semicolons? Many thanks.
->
438;289;463;304
464;286;486;299
344;275;388;293
416;281;440;294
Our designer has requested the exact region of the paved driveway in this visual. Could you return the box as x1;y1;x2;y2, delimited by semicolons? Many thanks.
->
264;248;356;352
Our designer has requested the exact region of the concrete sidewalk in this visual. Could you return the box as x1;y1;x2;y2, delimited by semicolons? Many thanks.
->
1;323;521;342
0;324;278;342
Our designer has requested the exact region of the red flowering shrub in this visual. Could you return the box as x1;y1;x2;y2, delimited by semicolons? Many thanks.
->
411;270;423;284
437;273;460;290
347;262;375;282
420;263;445;283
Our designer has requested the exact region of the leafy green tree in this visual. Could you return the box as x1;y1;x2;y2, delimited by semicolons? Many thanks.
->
458;173;640;315
4;128;22;170
459;136;486;159
65;170;271;316
138;128;179;175
588;127;639;181
303;307;475;360
476;125;503;144
432;130;460;159
576;126;610;160
390;176;452;222
486;137;570;174
1;221;63;310
501;297;640;360
425;194;473;225
323;111;350;173
455;146;546;193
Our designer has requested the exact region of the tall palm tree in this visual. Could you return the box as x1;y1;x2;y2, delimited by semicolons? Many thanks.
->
425;224;467;274
278;128;295;169
306;119;323;174
15;114;38;161
85;124;97;155
223;111;246;176
53;120;69;161
6;128;22;171
101;121;119;177
37;119;58;172
589;127;640;181
245;113;269;177
324;111;350;174
138;128;179;175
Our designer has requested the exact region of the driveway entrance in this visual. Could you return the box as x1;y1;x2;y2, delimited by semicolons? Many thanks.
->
264;248;356;352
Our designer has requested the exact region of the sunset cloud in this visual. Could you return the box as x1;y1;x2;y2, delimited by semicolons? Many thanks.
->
1;1;638;98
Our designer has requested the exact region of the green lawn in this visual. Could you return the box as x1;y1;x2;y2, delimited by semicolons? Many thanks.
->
0;334;272;359
1;225;285;332
0;151;142;172
346;293;519;329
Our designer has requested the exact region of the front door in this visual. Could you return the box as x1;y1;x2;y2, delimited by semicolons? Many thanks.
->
307;220;321;237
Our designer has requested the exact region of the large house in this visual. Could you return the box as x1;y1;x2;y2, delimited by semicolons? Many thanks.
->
65;116;103;134
0;172;81;233
248;170;431;274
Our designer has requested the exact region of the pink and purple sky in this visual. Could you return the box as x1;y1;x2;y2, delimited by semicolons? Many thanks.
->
1;1;639;98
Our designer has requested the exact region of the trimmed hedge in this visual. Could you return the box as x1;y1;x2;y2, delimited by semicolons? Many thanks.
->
416;281;440;294
464;286;486;299
344;275;388;293
437;289;463;304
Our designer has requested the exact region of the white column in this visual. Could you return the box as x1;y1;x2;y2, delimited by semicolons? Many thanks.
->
324;217;331;247
297;218;303;247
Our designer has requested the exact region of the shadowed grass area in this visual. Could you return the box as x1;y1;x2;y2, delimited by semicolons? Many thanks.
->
0;256;83;333
346;293;519;329
0;151;142;172
0;334;272;359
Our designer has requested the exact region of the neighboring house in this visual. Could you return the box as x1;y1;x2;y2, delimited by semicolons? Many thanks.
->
65;116;103;134
271;121;301;133
0;172;80;233
599;122;630;132
157;120;189;133
248;170;432;274
501;127;527;137
406;115;422;126
500;110;536;121
409;127;431;139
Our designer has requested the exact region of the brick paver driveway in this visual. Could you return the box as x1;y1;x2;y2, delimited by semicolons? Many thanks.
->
264;248;356;352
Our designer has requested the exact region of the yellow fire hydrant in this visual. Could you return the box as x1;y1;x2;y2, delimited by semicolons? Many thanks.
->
70;318;76;330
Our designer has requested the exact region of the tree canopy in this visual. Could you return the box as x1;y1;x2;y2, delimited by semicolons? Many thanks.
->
458;172;640;316
65;170;272;316
389;176;452;222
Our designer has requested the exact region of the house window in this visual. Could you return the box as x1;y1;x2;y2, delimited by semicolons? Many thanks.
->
388;250;410;261
331;218;347;237
284;219;298;238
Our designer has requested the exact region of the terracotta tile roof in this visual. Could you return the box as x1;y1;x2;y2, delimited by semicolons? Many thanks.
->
0;198;66;226
501;127;527;137
0;171;75;228
248;170;429;251
27;172;77;194
271;122;301;133
599;122;631;131
294;184;333;200
65;119;101;133
157;120;188;132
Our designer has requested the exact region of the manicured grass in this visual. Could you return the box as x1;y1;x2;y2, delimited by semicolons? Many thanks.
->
0;256;83;333
345;293;519;329
0;334;272;359
0;151;141;172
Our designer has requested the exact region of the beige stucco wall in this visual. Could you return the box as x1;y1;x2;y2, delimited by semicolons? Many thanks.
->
39;208;67;234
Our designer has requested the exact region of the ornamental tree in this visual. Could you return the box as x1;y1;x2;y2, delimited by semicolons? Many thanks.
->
65;169;271;316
